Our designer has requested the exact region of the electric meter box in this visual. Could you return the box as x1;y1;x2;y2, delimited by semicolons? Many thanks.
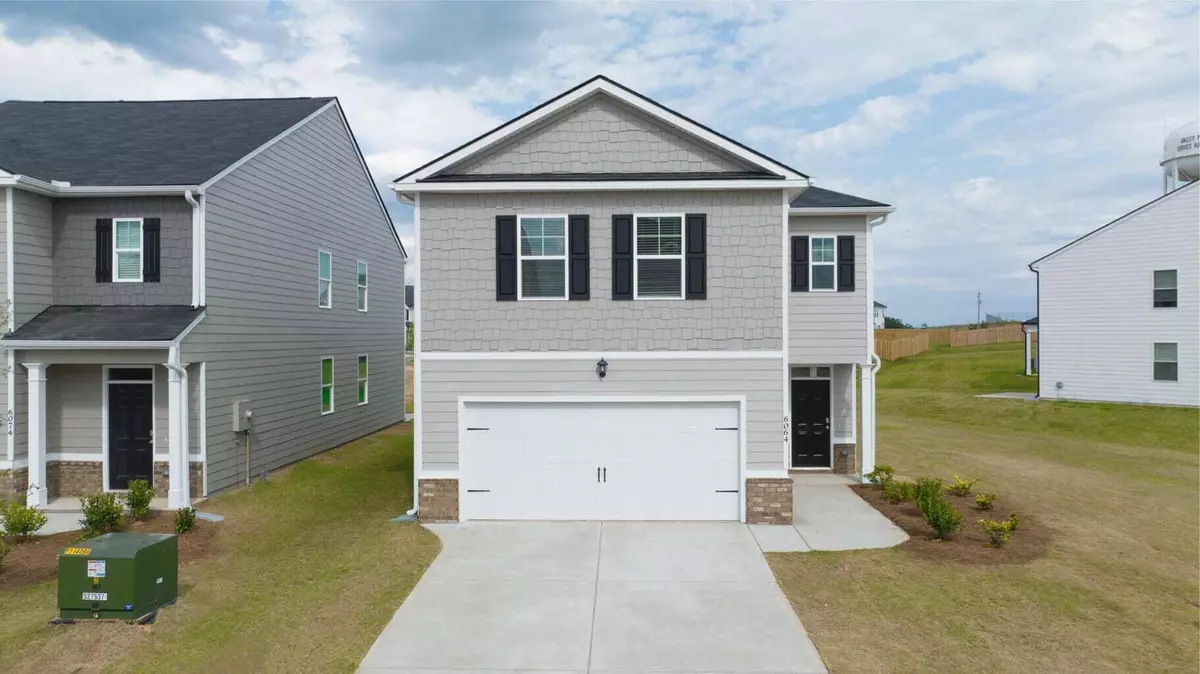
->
57;533;178;621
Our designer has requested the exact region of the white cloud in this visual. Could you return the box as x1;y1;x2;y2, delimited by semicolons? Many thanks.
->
795;95;928;154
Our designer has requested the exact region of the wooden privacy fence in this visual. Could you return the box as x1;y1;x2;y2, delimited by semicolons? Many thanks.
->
950;324;1025;347
877;331;930;361
875;328;956;346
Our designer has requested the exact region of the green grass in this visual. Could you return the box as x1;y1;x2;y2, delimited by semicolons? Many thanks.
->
0;425;439;674
769;342;1200;674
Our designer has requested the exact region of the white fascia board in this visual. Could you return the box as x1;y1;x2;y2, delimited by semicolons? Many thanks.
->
0;176;200;197
790;206;897;216
394;178;808;195
399;78;806;182
0;340;174;349
421;350;785;361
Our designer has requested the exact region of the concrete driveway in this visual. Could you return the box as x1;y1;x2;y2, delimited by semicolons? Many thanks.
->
359;521;827;674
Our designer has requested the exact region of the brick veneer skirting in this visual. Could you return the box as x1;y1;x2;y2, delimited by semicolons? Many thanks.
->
419;478;459;523
746;478;794;524
47;461;104;497
833;443;859;475
0;467;29;502
152;461;204;498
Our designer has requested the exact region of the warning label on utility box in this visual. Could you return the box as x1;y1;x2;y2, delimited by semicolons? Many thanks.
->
87;560;106;578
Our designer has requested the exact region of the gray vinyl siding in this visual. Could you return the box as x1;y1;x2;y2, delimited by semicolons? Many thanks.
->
47;365;102;456
421;190;782;352
444;94;756;176
421;357;785;472
12;366;27;461
180;104;406;494
788;215;870;363
11;189;53;328
52;197;192;305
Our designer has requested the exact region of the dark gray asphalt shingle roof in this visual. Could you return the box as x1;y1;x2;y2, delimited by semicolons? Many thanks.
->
0;98;333;186
4;305;203;341
790;186;890;209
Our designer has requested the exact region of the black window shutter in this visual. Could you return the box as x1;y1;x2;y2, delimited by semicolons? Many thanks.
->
95;218;113;283
143;218;162;283
837;235;855;292
685;213;707;299
791;235;808;292
496;215;517;301
612;214;633;300
568;215;590;300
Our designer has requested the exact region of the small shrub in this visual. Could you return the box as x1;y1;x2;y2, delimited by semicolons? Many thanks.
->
174;507;197;535
914;476;944;509
917;487;964;539
865;465;895;487
883;480;917;503
980;519;1015;547
0;500;49;540
123;479;155;520
1008;512;1021;531
975;493;996;511
79;493;124;534
945;475;978;497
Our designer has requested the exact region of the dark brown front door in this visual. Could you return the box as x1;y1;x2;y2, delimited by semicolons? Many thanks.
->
109;382;154;489
791;379;831;468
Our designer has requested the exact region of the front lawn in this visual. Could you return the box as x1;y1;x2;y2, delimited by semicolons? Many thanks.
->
0;424;439;674
769;343;1200;673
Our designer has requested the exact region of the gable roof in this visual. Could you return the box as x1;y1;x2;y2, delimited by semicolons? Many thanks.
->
0;97;334;186
791;186;890;209
394;75;808;186
1029;180;1199;270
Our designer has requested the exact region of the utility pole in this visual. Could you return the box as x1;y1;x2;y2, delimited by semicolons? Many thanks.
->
976;292;982;326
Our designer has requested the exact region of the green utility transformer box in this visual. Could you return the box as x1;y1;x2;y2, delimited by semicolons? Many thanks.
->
57;533;178;621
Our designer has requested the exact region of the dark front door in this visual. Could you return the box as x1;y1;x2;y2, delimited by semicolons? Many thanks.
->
791;379;831;468
109;383;154;489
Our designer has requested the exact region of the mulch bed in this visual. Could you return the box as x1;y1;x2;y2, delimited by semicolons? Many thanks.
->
0;511;219;590
851;484;1052;564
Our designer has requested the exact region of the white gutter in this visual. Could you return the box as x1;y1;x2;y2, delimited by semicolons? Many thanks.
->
0;175;200;198
392;178;809;195
184;190;201;308
790;206;896;216
0;340;176;349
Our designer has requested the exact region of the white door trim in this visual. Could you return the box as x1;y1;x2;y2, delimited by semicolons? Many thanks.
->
788;370;834;470
102;365;156;492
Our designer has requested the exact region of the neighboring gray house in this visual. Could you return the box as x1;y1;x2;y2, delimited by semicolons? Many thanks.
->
0;97;406;508
394;76;893;524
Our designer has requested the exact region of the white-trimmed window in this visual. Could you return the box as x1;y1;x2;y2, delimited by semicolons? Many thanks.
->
357;355;368;405
320;357;335;413
1153;270;1177;308
357;261;368;312
1153;343;1178;382
518;215;568;300
113;218;144;282
810;237;836;291
634;214;684;299
318;250;332;308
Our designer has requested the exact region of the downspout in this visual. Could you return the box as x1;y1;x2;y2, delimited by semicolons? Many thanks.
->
860;212;888;480
184;190;201;309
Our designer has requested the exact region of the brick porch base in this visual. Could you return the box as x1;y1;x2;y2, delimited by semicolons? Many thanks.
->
745;478;794;524
419;478;459;522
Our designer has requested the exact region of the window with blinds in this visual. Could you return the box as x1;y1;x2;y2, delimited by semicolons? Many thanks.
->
113;218;143;282
635;214;684;299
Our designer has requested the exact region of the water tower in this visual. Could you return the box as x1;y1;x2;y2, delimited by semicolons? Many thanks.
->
1161;120;1199;193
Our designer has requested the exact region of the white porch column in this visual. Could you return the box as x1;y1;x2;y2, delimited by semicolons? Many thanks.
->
860;359;877;479
1024;331;1033;376
165;361;190;509
23;362;48;507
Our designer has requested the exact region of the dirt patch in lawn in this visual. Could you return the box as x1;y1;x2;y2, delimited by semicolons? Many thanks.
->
851;485;1052;564
1;513;219;591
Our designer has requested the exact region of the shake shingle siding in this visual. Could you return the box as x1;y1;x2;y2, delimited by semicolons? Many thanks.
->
181;105;405;493
788;215;870;363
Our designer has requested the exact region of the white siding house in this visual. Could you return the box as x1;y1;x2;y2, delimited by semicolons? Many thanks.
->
1029;181;1199;407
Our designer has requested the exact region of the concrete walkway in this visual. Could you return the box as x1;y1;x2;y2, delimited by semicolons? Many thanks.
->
749;474;909;553
359;521;827;674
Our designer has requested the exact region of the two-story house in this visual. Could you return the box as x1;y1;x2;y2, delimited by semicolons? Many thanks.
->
0;97;406;508
394;76;893;524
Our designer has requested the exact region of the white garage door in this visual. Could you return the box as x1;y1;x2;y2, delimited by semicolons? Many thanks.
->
462;401;740;521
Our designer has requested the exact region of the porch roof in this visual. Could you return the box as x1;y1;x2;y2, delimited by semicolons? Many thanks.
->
4;305;203;343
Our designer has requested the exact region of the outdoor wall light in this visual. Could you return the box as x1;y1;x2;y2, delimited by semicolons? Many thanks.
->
596;357;608;380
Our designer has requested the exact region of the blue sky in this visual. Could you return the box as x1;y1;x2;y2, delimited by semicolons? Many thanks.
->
0;1;1195;325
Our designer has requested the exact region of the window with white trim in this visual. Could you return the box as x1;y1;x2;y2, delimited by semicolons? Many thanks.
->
357;355;368;405
113;218;144;282
1153;343;1178;381
635;214;684;299
518;215;567;299
810;237;836;291
318;250;332;308
357;261;368;311
320;357;335;413
1153;270;1177;308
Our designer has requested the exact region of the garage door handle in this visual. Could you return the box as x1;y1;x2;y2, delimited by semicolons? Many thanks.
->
467;427;489;431
602;467;607;483
715;427;738;431
466;489;490;493
597;467;601;483
715;489;739;493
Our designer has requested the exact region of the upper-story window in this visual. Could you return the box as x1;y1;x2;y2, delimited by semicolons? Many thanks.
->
518;215;568;300
113;218;144;282
1153;270;1177;308
635;214;684;299
357;261;368;312
318;250;332;308
810;237;836;291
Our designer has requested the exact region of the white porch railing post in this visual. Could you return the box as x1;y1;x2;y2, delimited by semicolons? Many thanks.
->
23;362;48;507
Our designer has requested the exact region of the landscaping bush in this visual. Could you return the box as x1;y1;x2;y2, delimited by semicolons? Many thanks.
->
865;465;895;487
0;500;49;540
80;493;124;534
123;479;155;520
980;519;1015;547
1008;512;1021;531
174;507;197;534
915;479;964;540
914;476;944;508
945;475;978;496
883;480;917;503
975;493;996;510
